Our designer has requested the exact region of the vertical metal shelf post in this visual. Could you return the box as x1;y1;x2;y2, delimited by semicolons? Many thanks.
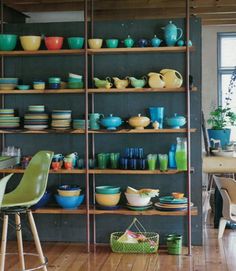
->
84;0;90;253
89;0;97;251
185;0;192;256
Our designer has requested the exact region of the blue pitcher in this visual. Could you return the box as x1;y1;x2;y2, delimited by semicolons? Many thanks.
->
162;21;183;46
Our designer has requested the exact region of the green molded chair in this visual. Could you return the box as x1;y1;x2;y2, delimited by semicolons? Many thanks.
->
0;150;54;271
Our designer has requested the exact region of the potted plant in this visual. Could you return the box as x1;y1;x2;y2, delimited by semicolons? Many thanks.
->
207;106;236;147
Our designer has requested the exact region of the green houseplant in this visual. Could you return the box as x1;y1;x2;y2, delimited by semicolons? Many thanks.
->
207;68;236;147
207;106;236;148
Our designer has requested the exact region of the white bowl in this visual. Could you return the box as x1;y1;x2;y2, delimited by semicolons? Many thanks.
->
125;193;151;206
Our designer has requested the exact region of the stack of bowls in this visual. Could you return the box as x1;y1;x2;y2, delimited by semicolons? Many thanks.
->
125;188;152;211
48;77;61;89
0;78;18;90
72;119;89;129
51;110;72;130
0;109;20;129
55;185;84;209
95;186;121;210
68;73;83;89
0;34;18;51
24;105;49;130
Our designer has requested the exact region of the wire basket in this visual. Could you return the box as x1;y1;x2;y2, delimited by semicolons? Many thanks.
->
110;218;159;254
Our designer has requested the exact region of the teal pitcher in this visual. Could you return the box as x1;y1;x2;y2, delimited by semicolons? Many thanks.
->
89;113;104;130
162;21;183;46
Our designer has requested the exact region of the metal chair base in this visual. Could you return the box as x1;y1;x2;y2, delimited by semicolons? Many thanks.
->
0;252;48;271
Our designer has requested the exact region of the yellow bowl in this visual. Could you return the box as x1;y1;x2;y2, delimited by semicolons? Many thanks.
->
57;189;81;197
88;39;103;49
20;36;41;51
95;193;120;206
172;192;184;199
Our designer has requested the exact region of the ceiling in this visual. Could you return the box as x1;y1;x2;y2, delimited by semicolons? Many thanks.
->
3;0;236;25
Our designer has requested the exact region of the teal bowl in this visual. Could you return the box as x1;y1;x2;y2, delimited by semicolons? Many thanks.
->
67;37;84;49
68;81;84;89
68;77;82;83
0;34;17;51
17;85;30;90
106;39;119;48
48;77;61;83
96;186;121;194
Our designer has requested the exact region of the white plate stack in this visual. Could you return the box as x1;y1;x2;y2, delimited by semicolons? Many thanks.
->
24;105;49;130
51;110;72;130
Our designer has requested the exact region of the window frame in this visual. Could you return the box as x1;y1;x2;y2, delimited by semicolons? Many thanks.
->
217;32;236;106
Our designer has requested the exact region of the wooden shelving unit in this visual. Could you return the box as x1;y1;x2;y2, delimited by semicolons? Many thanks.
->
33;205;198;216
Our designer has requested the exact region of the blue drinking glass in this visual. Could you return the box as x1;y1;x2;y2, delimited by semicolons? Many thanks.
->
149;107;164;129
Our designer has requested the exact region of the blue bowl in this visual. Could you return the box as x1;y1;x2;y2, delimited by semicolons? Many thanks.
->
0;78;18;84
32;191;52;210
55;194;84;209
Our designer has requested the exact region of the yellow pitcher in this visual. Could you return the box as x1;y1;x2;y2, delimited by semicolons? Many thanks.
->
160;69;183;88
148;72;165;88
112;77;129;89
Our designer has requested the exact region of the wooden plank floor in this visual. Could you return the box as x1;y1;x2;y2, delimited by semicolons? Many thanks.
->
4;224;236;271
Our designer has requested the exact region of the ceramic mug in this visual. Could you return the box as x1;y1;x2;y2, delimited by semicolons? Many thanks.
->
64;161;73;170
51;161;61;171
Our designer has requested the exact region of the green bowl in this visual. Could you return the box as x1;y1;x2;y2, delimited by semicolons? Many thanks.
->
17;85;30;90
68;77;82;83
106;39;119;48
0;34;17;51
67;37;84;49
96;186;121;194
48;77;61;83
68;81;84;89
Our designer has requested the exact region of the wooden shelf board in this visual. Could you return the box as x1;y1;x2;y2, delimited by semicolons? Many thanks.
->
89;169;193;174
0;89;85;94
0;49;85;56
33;206;198;216
0;168;193;174
88;46;195;54
88;87;197;93
0;129;85;134
0;168;86;174
90;128;197;134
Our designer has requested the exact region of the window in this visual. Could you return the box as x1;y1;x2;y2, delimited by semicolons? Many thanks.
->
218;33;236;139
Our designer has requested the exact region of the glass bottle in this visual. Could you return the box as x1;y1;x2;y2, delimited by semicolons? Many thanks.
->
168;144;177;169
175;137;187;170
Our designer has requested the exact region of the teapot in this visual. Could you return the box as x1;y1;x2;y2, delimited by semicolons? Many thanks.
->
128;76;147;88
112;77;129;89
160;69;183;88
148;72;165;88
151;35;162;47
93;77;112;89
162;21;183;46
124;35;134;48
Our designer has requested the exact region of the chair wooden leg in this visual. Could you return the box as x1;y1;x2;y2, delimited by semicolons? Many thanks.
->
15;213;25;271
0;215;8;271
27;210;47;271
218;217;227;239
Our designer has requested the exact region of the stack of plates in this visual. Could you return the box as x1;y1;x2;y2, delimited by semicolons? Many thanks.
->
154;196;193;211
126;202;153;211
0;78;18;90
73;119;89;129
0;109;20;129
51;110;72;130
24;105;49;130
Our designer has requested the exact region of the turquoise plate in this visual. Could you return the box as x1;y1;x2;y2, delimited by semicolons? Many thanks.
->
159;196;188;204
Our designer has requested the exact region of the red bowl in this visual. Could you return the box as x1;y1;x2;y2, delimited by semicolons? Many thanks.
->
45;36;64;50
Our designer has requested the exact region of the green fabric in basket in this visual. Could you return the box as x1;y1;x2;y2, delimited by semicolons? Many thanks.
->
110;232;159;254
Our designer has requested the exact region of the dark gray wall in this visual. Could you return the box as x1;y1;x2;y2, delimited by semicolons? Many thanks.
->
4;18;202;245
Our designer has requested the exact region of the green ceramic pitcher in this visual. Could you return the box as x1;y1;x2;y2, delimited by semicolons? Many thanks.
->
89;113;104;130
